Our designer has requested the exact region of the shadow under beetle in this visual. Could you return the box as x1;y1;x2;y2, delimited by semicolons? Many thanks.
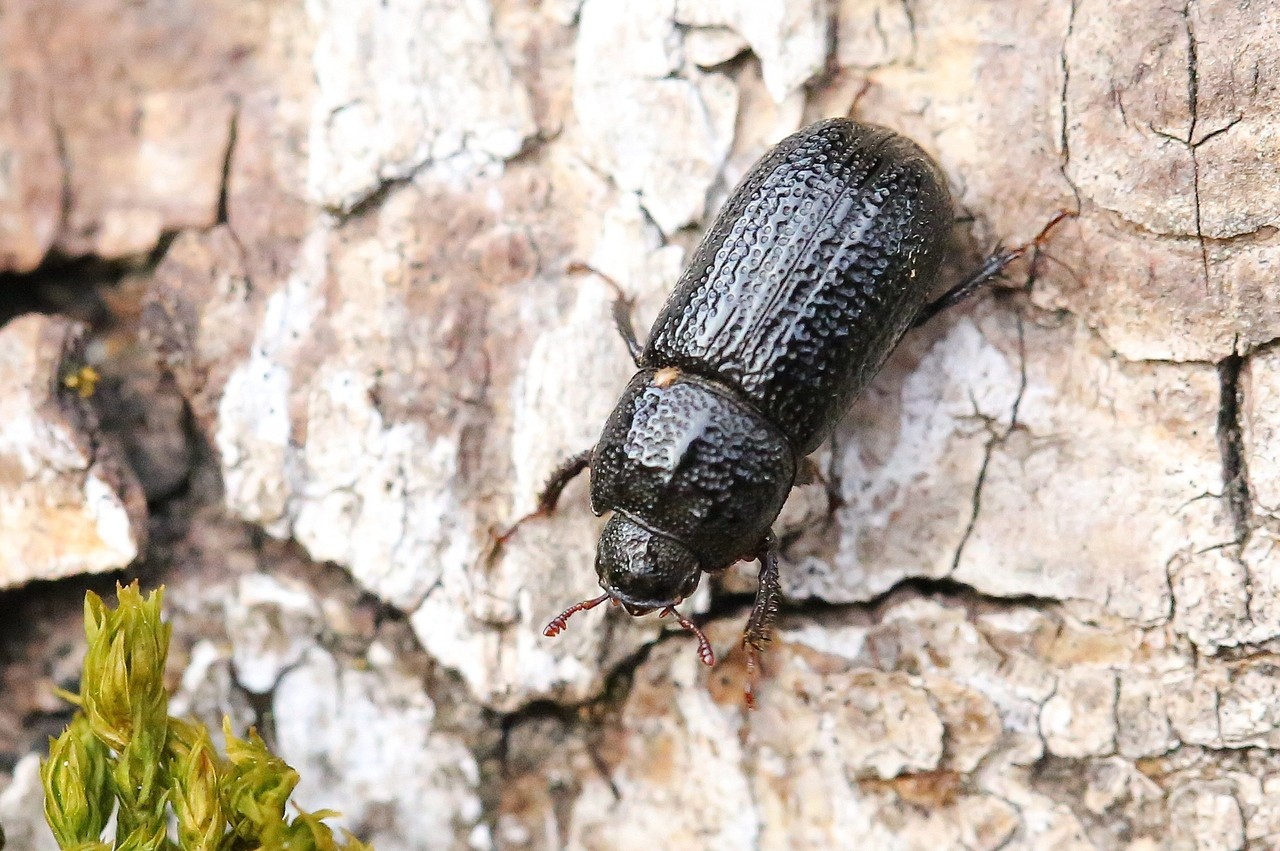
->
502;118;1070;707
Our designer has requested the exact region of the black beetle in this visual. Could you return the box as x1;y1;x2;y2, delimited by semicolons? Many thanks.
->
502;118;1067;705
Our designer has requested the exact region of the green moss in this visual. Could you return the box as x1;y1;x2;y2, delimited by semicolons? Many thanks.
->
42;583;371;851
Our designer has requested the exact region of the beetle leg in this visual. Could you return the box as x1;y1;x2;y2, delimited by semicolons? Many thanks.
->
567;261;644;366
495;449;593;546
743;533;781;710
912;209;1076;329
611;293;644;366
794;456;827;487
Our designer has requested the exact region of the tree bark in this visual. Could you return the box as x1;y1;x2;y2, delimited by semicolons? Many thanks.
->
2;0;1279;848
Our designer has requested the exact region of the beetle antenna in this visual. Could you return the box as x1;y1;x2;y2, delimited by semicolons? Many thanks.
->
661;606;715;666
544;593;610;637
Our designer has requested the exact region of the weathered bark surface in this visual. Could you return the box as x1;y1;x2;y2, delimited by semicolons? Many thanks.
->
2;1;1279;848
0;315;145;586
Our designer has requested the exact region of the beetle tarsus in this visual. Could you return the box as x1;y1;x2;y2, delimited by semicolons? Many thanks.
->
543;593;611;637
742;535;781;709
1029;209;1077;248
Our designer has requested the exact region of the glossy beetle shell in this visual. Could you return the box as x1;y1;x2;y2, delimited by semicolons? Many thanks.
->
641;118;952;456
589;117;953;585
539;116;1027;684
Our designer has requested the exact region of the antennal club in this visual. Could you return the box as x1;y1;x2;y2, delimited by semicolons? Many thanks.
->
661;606;715;666
543;594;610;637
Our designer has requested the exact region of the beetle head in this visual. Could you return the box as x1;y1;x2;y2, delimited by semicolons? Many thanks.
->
594;513;700;610
543;513;713;665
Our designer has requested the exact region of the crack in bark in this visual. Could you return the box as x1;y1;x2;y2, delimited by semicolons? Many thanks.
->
1193;114;1243;148
51;119;72;250
0;245;169;328
708;570;1071;634
1057;0;1083;209
900;0;919;63
951;429;997;576
950;310;1029;576
334;172;419;222
1110;672;1123;757
1216;353;1251;545
216;105;240;227
1182;0;1211;288
821;0;841;78
1216;351;1255;629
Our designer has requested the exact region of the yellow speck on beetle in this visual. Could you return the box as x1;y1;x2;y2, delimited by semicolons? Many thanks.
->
654;366;681;388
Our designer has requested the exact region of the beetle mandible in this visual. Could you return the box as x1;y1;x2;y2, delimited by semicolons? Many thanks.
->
500;118;1068;705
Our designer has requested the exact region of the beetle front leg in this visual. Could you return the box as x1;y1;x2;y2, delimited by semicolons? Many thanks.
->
495;449;593;546
743;533;781;710
912;210;1075;328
